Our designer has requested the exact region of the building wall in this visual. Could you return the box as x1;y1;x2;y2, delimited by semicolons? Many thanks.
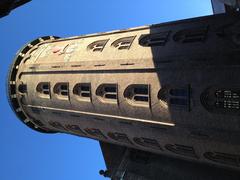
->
8;13;240;171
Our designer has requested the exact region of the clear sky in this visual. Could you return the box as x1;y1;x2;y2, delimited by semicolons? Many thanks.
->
0;1;212;180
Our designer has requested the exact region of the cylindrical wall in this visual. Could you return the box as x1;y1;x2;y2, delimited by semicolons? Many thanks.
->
7;13;240;170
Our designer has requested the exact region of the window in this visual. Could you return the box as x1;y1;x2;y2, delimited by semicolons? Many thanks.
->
204;152;240;167
169;88;189;107
111;36;135;50
173;26;208;43
165;144;198;158
65;124;86;136
201;88;240;114
108;132;133;145
84;128;107;139
170;96;188;106
96;84;118;103
139;31;170;47
48;121;66;131
124;84;150;107
18;84;27;93
169;88;189;97
87;39;109;52
36;82;50;98
158;86;190;110
73;83;91;102
133;137;162;150
53;82;69;100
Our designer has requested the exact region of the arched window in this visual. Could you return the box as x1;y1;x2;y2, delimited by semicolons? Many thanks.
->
204;151;240;167
73;83;91;102
18;83;27;93
158;86;190;110
139;31;170;47
84;128;107;139
96;84;118;104
165;144;198;158
108;132;133;145
65;124;86;136
53;82;69;100
133;137;162;150
36;82;50;98
124;84;150;107
87;39;109;52
111;36;135;50
173;26;208;43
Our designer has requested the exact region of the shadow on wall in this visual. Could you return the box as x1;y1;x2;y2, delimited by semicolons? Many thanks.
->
148;12;240;170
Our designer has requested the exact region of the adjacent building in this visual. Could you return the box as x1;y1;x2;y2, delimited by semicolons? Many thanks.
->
0;0;31;18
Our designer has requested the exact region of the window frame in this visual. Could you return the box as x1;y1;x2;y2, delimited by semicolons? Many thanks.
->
36;82;51;99
96;83;118;104
139;31;170;47
111;36;136;50
124;84;150;107
73;83;92;102
87;39;109;52
53;82;69;100
158;85;191;111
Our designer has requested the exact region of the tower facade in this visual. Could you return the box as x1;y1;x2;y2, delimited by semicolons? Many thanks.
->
7;13;240;172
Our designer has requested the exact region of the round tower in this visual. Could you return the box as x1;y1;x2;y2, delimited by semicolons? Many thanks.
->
7;13;240;171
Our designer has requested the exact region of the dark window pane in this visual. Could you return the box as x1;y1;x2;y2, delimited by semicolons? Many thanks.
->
134;96;148;102
81;92;90;97
61;91;68;96
105;94;117;99
169;89;188;97
81;86;90;91
43;90;49;95
18;84;27;93
170;98;188;106
134;87;148;95
61;85;68;90
105;86;116;92
42;84;49;90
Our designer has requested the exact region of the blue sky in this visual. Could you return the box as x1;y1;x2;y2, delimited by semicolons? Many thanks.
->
0;1;212;179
